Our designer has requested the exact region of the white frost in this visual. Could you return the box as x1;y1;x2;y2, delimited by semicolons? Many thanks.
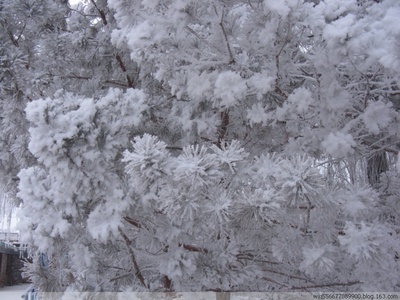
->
321;132;356;158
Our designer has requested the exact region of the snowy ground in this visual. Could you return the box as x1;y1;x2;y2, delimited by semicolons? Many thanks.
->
0;283;32;300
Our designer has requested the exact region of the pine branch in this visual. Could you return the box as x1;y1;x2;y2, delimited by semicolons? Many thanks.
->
118;228;147;288
179;243;209;254
218;9;235;64
110;272;133;282
104;80;131;88
115;54;127;72
236;253;280;265
263;267;315;283
15;22;26;46
123;216;142;228
123;216;208;253
115;54;135;88
165;146;183;151
217;110;230;148
262;276;290;288
274;24;291;99
291;281;362;290
90;0;107;25
162;275;172;291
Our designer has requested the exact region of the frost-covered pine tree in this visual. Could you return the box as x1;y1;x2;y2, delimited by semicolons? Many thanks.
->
15;0;400;293
0;0;69;200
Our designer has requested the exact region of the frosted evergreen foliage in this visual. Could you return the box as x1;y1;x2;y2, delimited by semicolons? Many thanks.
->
10;0;400;294
18;88;149;291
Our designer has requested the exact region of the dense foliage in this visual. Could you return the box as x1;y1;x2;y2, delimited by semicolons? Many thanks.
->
1;0;399;293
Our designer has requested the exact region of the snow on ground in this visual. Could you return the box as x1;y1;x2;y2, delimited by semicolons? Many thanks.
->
0;283;32;300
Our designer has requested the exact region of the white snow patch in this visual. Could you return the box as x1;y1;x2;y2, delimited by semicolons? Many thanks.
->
214;71;247;108
321;132;356;158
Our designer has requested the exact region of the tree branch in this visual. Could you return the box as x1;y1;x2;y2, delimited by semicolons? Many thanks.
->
110;272;133;282
162;275;172;291
90;0;107;25
215;6;235;64
166;146;183;151
179;243;209;254
123;216;142;228
115;54;135;88
262;276;290;288
115;54;127;72
217;109;230;148
123;216;208;253
118;228;147;288
291;281;362;290
274;24;291;98
220;25;235;64
236;253;280;265
263;267;314;282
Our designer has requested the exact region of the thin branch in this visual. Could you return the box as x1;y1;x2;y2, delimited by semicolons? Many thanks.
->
274;24;291;99
236;253;280;265
65;74;92;80
291;281;362;290
123;216;208;254
118;228;147;288
303;192;312;232
90;0;108;25
362;139;399;155
123;216;142;229
179;243;209;254
215;6;235;64
7;29;19;47
70;8;99;18
102;264;127;271
162;275;172;291
262;276;290;288
104;80;131;88
110;272;133;282
115;54;127;72
263;267;314;282
126;75;134;88
217;109;230;148
238;257;280;265
115;54;135;88
15;22;27;45
47;75;129;87
166;146;183;151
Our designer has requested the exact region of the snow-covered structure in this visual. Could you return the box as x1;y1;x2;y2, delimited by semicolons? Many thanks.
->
0;230;30;288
